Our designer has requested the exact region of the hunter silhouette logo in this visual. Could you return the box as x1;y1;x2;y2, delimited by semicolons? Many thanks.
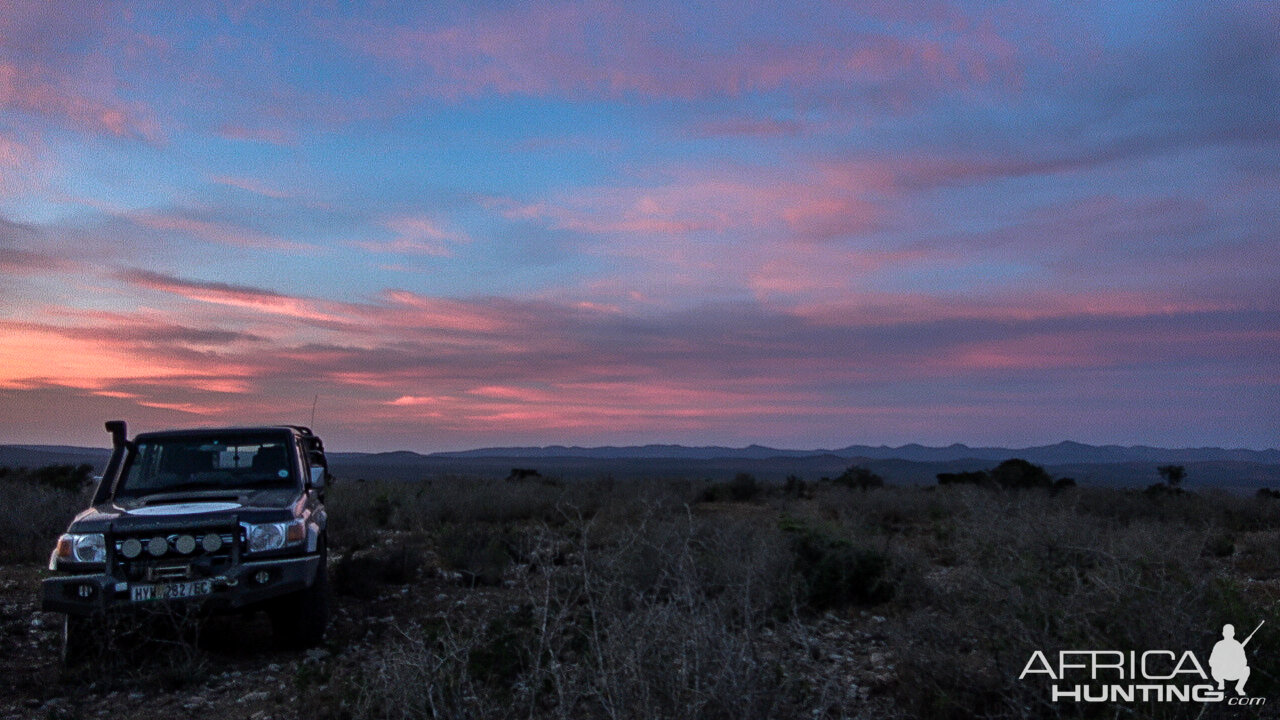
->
1210;621;1263;696
1019;620;1267;706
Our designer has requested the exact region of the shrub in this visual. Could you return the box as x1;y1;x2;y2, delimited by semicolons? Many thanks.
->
1157;464;1187;487
780;517;893;609
437;524;515;586
696;473;762;503
1051;477;1076;492
832;465;884;491
332;538;427;597
937;471;990;487
728;472;761;501
782;474;812;498
989;458;1053;490
0;467;88;563
1144;482;1186;497
887;485;1280;719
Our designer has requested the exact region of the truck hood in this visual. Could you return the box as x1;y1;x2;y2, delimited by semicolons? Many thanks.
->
67;489;300;531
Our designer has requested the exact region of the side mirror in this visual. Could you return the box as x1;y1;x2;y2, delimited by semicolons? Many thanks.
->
309;466;326;488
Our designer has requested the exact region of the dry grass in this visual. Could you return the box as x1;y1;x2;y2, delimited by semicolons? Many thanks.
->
331;479;1280;719
14;463;1280;718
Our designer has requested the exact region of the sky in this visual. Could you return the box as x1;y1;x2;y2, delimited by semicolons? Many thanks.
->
0;1;1277;452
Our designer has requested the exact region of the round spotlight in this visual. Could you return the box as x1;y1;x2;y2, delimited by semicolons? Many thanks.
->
120;538;142;559
254;570;270;585
147;536;168;557
174;535;196;554
201;534;223;553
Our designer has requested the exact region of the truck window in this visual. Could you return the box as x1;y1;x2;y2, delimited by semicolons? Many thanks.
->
117;434;297;497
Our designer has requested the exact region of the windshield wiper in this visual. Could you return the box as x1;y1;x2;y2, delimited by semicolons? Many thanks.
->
118;480;227;497
236;478;293;487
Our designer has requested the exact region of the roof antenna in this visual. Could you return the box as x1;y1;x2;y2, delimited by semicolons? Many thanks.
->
310;394;319;429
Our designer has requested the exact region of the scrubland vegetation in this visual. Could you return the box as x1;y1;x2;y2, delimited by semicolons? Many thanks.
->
0;464;95;564
4;462;1280;719
319;467;1280;719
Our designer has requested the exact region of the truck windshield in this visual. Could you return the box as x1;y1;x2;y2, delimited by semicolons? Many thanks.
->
117;435;297;498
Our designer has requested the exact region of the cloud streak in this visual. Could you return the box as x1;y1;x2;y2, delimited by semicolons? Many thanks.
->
3;264;1273;448
338;0;1027;103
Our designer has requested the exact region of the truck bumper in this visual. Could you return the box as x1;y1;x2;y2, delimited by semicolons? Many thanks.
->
41;554;323;617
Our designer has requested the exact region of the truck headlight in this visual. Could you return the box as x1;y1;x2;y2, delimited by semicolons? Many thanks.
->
243;520;305;553
54;533;107;565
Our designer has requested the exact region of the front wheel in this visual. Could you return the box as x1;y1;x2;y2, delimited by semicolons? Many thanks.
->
62;614;105;668
269;548;330;649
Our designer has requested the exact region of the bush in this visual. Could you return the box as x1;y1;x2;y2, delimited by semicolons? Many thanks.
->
697;473;762;503
728;472;760;501
989;458;1053;490
780;517;893;609
832;465;884;491
886;485;1280;719
782;474;812;498
0;467;89;563
332;538;427;597
437;524;515;586
346;508;852;720
937;471;990;487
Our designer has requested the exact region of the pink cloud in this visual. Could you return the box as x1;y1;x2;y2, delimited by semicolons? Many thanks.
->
0;322;248;393
506;162;892;241
375;290;513;333
117;270;353;326
354;216;471;256
339;1;1026;102
215;124;296;145
0;130;33;168
0;61;159;140
0;247;77;274
379;379;822;435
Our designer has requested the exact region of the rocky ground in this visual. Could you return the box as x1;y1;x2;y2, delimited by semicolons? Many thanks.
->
0;553;528;720
0;544;900;720
12;478;1272;720
2;562;357;720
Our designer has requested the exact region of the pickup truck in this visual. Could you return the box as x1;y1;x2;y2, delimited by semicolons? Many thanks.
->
41;421;331;662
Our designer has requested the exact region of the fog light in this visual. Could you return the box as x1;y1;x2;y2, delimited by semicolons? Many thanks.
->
120;539;142;559
174;535;196;554
201;534;223;553
254;570;270;585
147;536;168;557
76;584;94;598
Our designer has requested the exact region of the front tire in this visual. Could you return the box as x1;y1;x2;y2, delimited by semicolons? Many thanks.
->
270;547;330;649
62;614;103;668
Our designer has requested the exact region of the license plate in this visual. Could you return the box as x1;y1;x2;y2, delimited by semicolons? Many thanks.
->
130;579;213;602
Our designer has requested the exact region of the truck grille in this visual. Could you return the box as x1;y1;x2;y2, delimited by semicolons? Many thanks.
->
112;528;241;581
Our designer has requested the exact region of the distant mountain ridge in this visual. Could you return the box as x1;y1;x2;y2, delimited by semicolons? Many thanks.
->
5;441;1277;468
4;441;1279;492
3;441;1277;469
420;441;1280;465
